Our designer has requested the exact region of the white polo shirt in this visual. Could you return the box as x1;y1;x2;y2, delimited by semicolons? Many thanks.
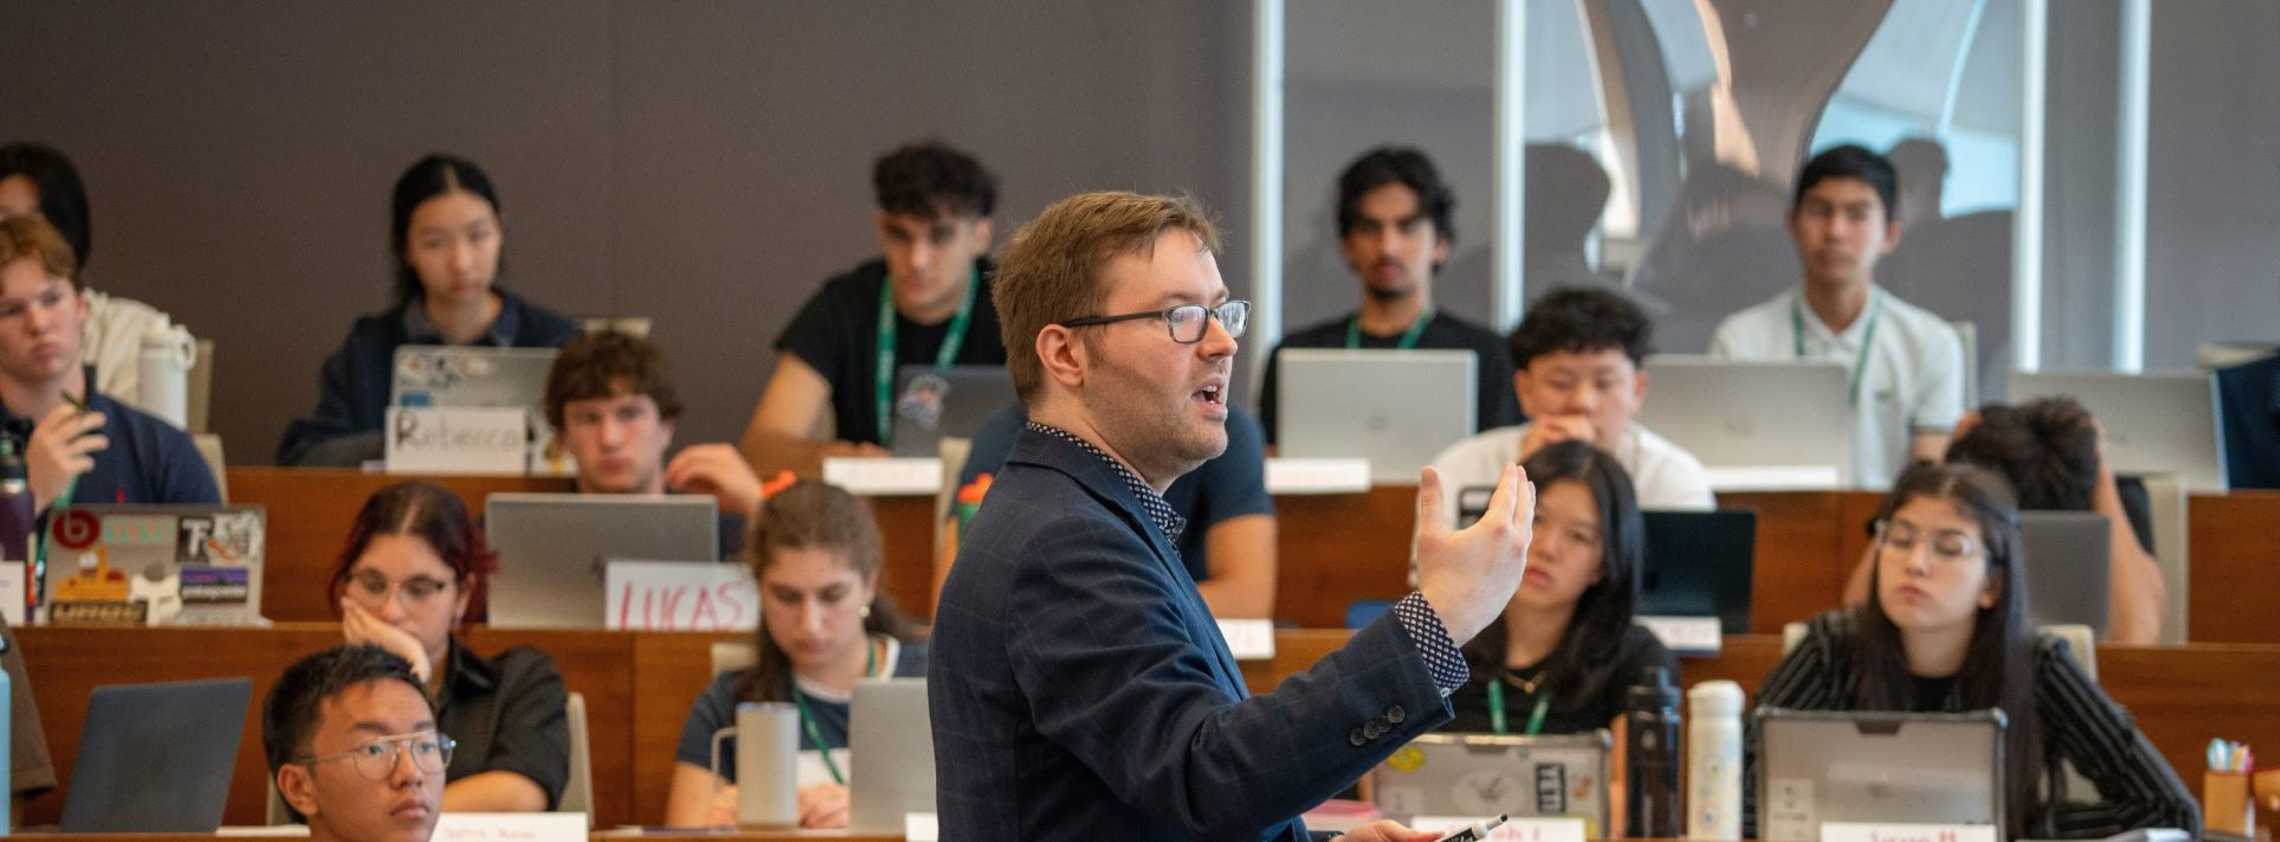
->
1707;285;1965;488
1428;422;1715;531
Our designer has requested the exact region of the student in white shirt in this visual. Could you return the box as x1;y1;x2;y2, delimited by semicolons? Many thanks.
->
1432;286;1713;529
1707;144;1965;488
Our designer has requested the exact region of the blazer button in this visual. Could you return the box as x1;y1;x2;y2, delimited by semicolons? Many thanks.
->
1386;705;1406;724
1364;721;1385;740
1350;728;1367;746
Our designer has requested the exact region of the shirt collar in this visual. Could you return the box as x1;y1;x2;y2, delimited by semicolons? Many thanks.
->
401;292;521;347
440;636;496;697
1023;421;1186;543
1793;286;1879;349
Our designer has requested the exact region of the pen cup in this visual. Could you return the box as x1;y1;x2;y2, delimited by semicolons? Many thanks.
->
2206;770;2253;837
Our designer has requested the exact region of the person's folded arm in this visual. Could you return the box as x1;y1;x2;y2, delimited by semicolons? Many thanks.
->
1007;519;1451;838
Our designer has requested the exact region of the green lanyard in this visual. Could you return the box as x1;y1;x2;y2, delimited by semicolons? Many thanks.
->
1346;310;1432;350
1484;676;1550;736
790;639;878;787
874;267;980;447
1792;289;1882;407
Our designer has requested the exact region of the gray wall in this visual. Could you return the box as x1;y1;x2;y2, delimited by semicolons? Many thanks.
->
2;1;1252;462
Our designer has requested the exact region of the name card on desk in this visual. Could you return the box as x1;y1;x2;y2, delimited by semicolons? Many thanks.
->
606;562;759;631
1412;816;1584;842
1820;822;1996;842
1265;458;1372;494
431;812;586;842
823;457;943;495
905;812;940;842
1705;464;1843;491
1217;618;1275;660
385;407;529;475
0;562;23;626
1638;615;1722;656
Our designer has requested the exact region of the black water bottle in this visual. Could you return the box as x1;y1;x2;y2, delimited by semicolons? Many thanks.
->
1625;665;1683;837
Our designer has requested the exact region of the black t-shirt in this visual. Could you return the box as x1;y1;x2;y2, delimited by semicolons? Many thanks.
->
436;638;570;808
774;257;1006;446
1442;624;1677;736
1258;311;1521;445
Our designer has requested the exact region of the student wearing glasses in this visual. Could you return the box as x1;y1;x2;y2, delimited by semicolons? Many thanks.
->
1751;463;2196;838
263;644;452;842
327;482;569;812
664;481;927;829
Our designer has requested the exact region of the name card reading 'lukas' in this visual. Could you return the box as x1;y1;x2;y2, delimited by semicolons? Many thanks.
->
384;407;529;475
429;813;585;842
822;457;945;495
1819;822;1997;842
605;561;760;631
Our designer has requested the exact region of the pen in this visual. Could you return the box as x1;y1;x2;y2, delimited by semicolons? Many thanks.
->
1434;815;1509;842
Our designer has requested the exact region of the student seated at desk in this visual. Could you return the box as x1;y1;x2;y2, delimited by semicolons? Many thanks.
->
264;644;447;842
330;482;569;812
1755;463;2197;839
279;154;579;466
938;401;1276;618
1431;286;1712;519
1442;441;1675;735
1841;397;2168;644
665;481;928;829
0;142;190;413
0;215;218;512
543;330;767;560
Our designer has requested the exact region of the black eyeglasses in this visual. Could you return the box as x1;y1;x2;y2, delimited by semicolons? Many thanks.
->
1060;300;1249;344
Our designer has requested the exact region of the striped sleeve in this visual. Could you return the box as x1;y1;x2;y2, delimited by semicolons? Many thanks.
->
2034;638;2202;838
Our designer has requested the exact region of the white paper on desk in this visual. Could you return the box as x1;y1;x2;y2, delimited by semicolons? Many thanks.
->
216;825;311;837
605;561;759;631
1820;822;1996;842
905;812;941;841
1411;816;1584;842
1637;615;1721;655
384;407;529;475
0;562;23;627
1216;618;1275;660
1265;458;1372;494
823;457;944;495
1705;464;1843;491
431;813;586;842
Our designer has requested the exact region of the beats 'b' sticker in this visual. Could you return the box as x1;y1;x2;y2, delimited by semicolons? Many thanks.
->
51;509;101;550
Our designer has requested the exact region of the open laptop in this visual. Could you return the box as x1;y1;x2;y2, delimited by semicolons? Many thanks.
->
891;365;1017;458
2007;370;2229;491
2018;510;2112;636
61;677;251;832
1369;731;1611;835
389;345;558;409
41;505;266;626
1278;349;1476;484
848;678;934;833
1634;356;1853;486
484;494;719;628
1640;509;1757;634
1755;709;2006;840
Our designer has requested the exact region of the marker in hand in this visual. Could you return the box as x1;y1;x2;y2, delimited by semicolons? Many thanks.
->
1433;815;1508;842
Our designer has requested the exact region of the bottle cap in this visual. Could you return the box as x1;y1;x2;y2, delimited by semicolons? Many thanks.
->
1687;679;1745;717
1629;665;1678;709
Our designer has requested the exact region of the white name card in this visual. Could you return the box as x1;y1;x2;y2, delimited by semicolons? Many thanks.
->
1705;464;1843;491
0;561;23;627
1820;822;1997;842
822;457;944;495
1216;618;1275;660
385;407;529;475
605;561;760;631
1411;816;1585;842
1638;614;1723;656
430;812;586;842
1264;458;1372;494
904;812;940;842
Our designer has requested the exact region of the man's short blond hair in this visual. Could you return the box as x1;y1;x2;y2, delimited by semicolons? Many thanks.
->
0;215;79;287
992;191;1220;403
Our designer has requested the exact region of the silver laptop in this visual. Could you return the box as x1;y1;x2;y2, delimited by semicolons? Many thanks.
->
1369;731;1611;834
1755;709;2006;840
1278;349;1476;483
849;678;934;833
62;677;251;832
891;365;1016;458
2007;369;2229;491
1634;355;1854;485
2019;511;2112;636
390;345;558;409
483;494;719;628
40;505;266;626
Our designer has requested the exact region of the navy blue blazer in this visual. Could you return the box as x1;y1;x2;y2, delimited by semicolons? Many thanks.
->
930;427;1452;840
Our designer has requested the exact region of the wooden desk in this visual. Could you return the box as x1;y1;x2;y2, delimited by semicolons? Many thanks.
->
227;468;573;622
2187;490;2280;643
